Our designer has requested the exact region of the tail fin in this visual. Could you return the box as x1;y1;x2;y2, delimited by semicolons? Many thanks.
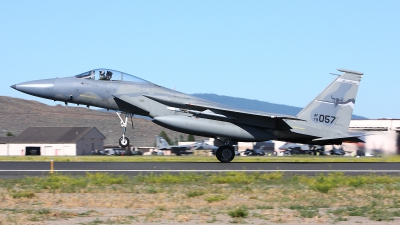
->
296;69;363;133
156;135;170;150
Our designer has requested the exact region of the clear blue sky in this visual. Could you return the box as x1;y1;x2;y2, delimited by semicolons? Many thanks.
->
1;1;399;119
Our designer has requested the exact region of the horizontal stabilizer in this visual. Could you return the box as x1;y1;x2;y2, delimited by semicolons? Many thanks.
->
312;136;365;143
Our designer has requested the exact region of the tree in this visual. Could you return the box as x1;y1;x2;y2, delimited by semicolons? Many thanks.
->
174;137;178;145
187;134;195;142
179;135;184;142
159;131;173;145
6;132;14;137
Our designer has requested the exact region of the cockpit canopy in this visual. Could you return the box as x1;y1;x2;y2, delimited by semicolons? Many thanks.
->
75;69;149;83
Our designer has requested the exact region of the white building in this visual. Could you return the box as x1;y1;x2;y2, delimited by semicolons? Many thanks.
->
348;119;400;155
0;137;14;155
0;127;105;156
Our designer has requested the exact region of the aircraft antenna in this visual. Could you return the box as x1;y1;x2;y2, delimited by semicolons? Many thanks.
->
329;73;341;76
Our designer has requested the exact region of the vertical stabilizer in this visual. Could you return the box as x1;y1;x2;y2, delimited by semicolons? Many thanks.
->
156;135;171;150
296;69;363;133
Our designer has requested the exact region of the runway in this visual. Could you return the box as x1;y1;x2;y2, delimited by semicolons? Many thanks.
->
0;162;399;177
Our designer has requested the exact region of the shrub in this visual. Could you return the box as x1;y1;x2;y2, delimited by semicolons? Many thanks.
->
186;190;205;198
37;209;51;215
86;172;126;185
145;186;159;194
136;173;203;184
256;205;273;209
307;173;340;193
208;172;256;184
29;174;87;191
205;194;228;203
11;191;35;199
298;209;319;218
228;206;249;218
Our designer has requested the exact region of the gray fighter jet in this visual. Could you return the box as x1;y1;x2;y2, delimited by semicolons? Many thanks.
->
11;68;365;162
156;135;217;155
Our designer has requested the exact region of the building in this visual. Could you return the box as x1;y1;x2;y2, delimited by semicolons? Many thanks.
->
0;137;14;156
349;119;400;155
0;127;105;156
234;119;400;155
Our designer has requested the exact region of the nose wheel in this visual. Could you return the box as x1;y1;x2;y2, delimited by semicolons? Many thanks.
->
116;112;133;148
119;136;130;147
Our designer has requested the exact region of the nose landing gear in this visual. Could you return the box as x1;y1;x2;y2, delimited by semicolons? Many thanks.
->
116;112;133;148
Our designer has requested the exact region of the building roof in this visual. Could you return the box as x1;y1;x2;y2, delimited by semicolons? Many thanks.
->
0;136;14;144
350;119;400;132
9;127;105;144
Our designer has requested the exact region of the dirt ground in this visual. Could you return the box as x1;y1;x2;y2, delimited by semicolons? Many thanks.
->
2;173;400;225
38;207;400;225
2;188;400;225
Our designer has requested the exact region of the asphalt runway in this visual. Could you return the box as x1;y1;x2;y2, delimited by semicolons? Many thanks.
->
0;162;399;177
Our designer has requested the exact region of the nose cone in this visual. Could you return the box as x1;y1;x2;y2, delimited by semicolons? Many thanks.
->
11;78;55;99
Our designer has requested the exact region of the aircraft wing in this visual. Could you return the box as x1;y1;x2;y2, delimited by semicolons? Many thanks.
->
143;94;304;122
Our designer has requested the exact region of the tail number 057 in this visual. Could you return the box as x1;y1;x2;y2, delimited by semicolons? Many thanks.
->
314;114;336;124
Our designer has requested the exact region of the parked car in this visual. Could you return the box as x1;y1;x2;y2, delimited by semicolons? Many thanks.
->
114;149;127;156
356;150;374;157
103;148;116;155
91;149;105;155
131;150;143;155
103;148;125;156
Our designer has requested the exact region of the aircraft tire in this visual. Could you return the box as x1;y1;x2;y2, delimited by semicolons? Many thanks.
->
216;146;235;163
119;137;130;147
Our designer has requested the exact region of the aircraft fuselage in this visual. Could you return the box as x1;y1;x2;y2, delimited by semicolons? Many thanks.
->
12;67;364;155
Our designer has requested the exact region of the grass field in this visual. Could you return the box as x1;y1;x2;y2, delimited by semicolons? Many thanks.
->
0;172;399;224
0;155;400;162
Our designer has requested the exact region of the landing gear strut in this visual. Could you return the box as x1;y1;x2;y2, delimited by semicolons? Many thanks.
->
116;112;133;148
215;137;235;163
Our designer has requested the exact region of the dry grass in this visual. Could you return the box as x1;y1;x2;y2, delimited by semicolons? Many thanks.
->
0;172;399;224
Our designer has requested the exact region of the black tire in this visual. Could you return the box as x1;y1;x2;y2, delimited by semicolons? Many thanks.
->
119;137;130;147
216;146;235;163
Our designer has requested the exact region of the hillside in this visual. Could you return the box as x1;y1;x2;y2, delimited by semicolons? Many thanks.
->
0;96;198;146
192;93;367;119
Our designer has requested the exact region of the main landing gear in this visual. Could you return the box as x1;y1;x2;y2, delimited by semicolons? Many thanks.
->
215;137;235;163
116;112;134;148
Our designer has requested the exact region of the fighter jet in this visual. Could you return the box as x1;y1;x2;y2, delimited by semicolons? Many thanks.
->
11;68;365;162
156;135;217;155
330;146;350;156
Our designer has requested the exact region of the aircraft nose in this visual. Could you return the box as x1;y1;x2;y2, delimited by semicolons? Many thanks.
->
11;78;55;98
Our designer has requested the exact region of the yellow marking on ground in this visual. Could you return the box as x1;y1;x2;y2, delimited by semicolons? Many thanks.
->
80;94;97;99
